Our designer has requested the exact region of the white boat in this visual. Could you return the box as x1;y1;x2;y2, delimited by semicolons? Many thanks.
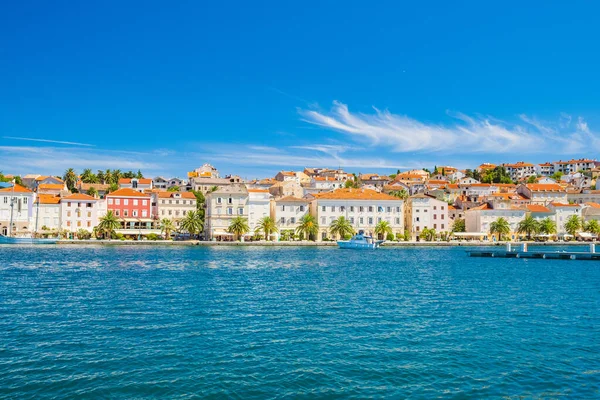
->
337;231;384;249
0;234;58;245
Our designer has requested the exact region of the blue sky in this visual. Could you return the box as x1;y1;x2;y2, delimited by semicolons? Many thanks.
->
1;0;600;179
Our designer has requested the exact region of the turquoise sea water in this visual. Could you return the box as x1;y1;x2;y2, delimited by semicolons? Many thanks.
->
0;245;599;398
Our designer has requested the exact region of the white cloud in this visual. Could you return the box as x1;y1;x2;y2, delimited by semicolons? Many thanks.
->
300;101;597;155
577;116;590;133
2;136;95;147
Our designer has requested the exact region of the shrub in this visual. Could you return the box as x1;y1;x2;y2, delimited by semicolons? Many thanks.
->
343;233;353;240
386;233;395;241
147;233;160;241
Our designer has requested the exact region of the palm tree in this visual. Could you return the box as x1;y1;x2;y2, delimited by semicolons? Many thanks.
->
108;183;118;193
329;216;354;239
87;187;98;198
539;218;557;236
160;218;176;240
228;216;250;241
420;227;437;241
564;215;582;237
374;220;393;240
63;168;77;190
584;219;600;236
389;190;409;200
256;216;279;241
97;170;106;184
98;210;121;239
280;229;295;241
112;169;122;184
81;168;97;183
489;217;510;241
296;214;319;241
180;210;204;239
517;215;540;239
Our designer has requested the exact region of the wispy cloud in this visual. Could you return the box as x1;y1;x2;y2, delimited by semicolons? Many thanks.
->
299;101;598;155
2;136;95;147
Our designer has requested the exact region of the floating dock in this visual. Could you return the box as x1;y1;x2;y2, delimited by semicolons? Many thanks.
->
467;243;600;260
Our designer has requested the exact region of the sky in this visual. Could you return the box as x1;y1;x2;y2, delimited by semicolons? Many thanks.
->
2;0;600;179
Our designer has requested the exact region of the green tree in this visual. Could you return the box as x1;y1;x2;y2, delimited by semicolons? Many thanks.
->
97;170;106;184
97;211;121;239
256;216;279;240
420;227;437;241
296;214;319;241
517;215;540;239
136;169;144;179
584;220;600;236
87;187;98;198
160;218;176;240
551;171;564;181
538;218;557;236
14;176;23;186
228;216;250;240
76;229;92;240
329;216;354;239
108;183;119;193
489;217;511;241
452;218;466;232
167;186;180;192
374;220;393;240
81;168;97;183
180;210;204;239
280;229;295;241
564;215;582;237
63;168;77;190
527;175;538;184
0;171;8;183
389;190;409;200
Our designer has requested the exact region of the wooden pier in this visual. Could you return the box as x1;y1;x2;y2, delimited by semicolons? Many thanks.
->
467;243;600;260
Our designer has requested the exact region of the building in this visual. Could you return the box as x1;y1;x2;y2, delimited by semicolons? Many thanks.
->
465;203;526;241
359;173;390;190
247;189;272;236
535;163;554;176
0;184;35;236
154;191;197;228
567;189;600;205
106;188;155;238
268;180;305;199
77;182;111;198
548;203;582;237
33;194;61;233
582;203;600;222
517;184;567;205
153;177;169;190
476;163;496;173
310;188;404;241
37;183;67;196
553;159;596;175
204;184;249;240
275;171;298;182
405;194;450;239
118;178;153;191
271;196;309;235
60;193;106;234
502;162;536;181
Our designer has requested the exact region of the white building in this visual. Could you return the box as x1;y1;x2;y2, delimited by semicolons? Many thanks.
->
517;184;567;205
154;191;197;229
60;193;107;234
204;184;248;240
465;203;526;241
405;194;450;239
247;189;272;235
0;184;35;236
503;162;536;181
548;203;582;236
271;196;309;235
33;194;61;233
310;188;404;240
118;178;153;192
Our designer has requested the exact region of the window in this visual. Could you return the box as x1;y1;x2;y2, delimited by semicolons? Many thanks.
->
377;217;382;223
441;206;445;210
349;206;354;212
77;221;81;227
168;210;172;215
281;217;285;224
23;198;28;204
161;210;165;215
115;210;120;216
368;217;373;225
115;199;120;205
395;217;400;224
441;224;445;229
124;210;129;217
433;206;437;210
169;200;172;205
321;217;326;224
87;221;91;227
142;200;147;206
124;199;129;205
322;206;326;212
331;206;335;212
387;207;391;213
67;211;71;217
434;224;437;229
290;217;295;224
227;208;233;215
133;200;138;206
350;217;354;224
369;206;374;212
416;209;420;212
67;221;71;227
299;205;305;212
441;215;444;220
416;217;420;222
434;214;437;220
238;207;244;215
396;207;400;213
377;206;384;212
359;206;364;212
228;198;233;204
87;212;91;218
359;217;364;224
142;210;147;218
133;210;138;217
68;202;72;207
281;205;286;211
217;198;222;204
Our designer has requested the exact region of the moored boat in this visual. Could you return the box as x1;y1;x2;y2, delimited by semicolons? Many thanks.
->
337;231;384;249
0;234;58;245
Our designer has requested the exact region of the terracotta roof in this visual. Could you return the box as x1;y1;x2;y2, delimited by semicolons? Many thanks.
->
460;183;493;188
248;189;270;193
585;202;600;209
118;178;152;184
107;188;151;198
313;188;399;201
156;191;196;199
36;194;61;204
448;205;457;210
538;162;553;167
278;171;296;176
38;183;64;190
525;184;565;192
478;163;496;169
313;176;338;181
0;184;32;193
469;203;491;210
526;205;551;213
550;202;581;208
503;162;534;168
447;184;459;189
80;183;110;191
427;180;448;185
277;196;309;203
62;193;97;201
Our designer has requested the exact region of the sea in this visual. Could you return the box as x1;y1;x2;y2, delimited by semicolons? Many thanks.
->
0;245;599;398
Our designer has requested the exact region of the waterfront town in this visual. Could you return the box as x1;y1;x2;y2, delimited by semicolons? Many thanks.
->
2;158;600;242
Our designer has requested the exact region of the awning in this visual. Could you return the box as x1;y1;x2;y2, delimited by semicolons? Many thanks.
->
578;232;596;238
452;232;487;237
